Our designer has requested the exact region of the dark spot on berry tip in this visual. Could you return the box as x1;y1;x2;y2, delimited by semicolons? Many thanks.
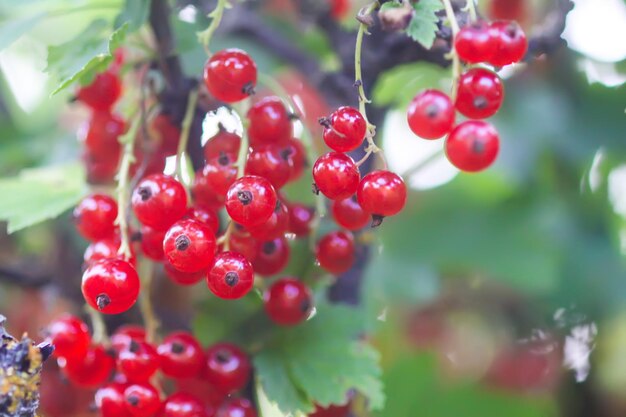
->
300;298;311;313
127;395;139;407
425;103;439;118
218;151;230;166
37;342;54;361
217;121;226;132
137;187;152;201
312;183;320;195
242;82;256;96
225;272;239;287
473;96;488;109
262;241;277;254
471;138;485;154
88;402;98;412
96;294;111;310
354;79;362;87
288;112;300;120
506;23;518;37
280;147;293;161
175;234;191;251
131;231;142;242
237;190;253;206
371;214;385;228
129;339;140;353
171;342;184;354
215;349;231;363
275;200;282;211
318;117;331;128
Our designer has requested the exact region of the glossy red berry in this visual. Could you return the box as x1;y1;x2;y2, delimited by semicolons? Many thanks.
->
96;384;133;417
111;325;147;353
488;20;528;66
203;49;257;103
150;113;181;155
217;398;257;417
454;21;497;64
46;315;90;359
83;149;120;184
331;196;369;231
357;170;407;223
207;251;254;299
312;152;360;200
73;194;118;241
247;96;292;145
407;90;455;139
84;239;123;266
132;174;188;230
252;236;290;276
322;106;366;152
204;343;251;394
163;219;216;273
246;145;293;189
285;138;307;181
194;152;238;202
82;111;125;154
164;262;207;286
185;206;220;235
162;393;207;417
287;203;314;237
77;71;122;111
140;225;166;261
264;277;312;326
247;200;289;240
60;344;114;387
225;176;277;227
124;383;162;417
445;120;500;172
456;68;504;119
82;259;140;314
117;341;159;383
227;232;259;262
203;129;241;161
316;231;355;275
158;332;205;379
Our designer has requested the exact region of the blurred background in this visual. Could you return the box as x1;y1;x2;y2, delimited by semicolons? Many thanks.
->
1;0;625;416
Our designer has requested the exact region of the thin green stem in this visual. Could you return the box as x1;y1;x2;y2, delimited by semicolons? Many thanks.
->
138;260;159;343
175;88;199;185
466;0;478;22
197;0;230;54
442;0;462;99
116;116;141;260
86;307;109;345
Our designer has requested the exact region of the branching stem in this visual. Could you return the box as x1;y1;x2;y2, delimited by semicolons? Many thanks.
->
116;116;141;260
197;0;231;54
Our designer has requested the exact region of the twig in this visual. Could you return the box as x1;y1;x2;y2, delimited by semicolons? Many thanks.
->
138;260;159;343
441;0;462;99
86;306;109;345
197;0;231;54
175;88;199;184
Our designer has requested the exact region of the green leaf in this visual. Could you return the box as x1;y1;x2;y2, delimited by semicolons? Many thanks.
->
406;0;444;49
372;62;450;108
45;19;128;95
115;0;150;30
0;12;47;51
0;162;87;233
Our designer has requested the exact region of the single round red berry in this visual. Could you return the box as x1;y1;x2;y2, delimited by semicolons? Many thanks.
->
162;393;207;417
163;219;216;273
185;206;220;235
287;203;314;237
73;194;118;241
84;239;123;266
264;277;312;326
247;96;292;145
140;225;166;261
96;384;132;417
217;398;257;417
124;383;162;417
407;90;455;139
111;325;147;353
247;200;289;240
203;49;257;103
82;259;140;314
204;343;251;394
225;176;277;227
285;138;307;181
59;344;114;387
150;113;181;155
316;231;355;275
357;170;407;223
227;231;259;262
117;341;159;383
164;261;207;286
76;71;122;111
246;145;293;190
252;236;290;276
312;152;360;200
81;111;125;155
46;315;91;359
194;152;238;202
203;129;241;161
445;120;500;172
322;106;366;152
82;149;120;184
158;331;205;379
454;21;497;64
207;251;254;299
455;68;504;119
488;20;528;66
132;174;187;230
331;196;369;231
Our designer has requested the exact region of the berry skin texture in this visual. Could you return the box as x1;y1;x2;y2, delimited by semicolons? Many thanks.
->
163;219;217;273
316;231;355;275
96;384;133;417
228;231;259;262
217;398;257;417
164;262;207;286
140;225;166;261
247;200;289;240
194;152;238;202
454;21;497;64
207;251;254;299
264;277;313;326
247;96;292;145
445;120;500;172
162;393;207;417
76;71;122;111
407;90;455;139
203;49;257;103
46;315;91;359
323;106;366;152
185;206;220;235
203;129;241;161
225;175;277;227
488;20;528;66
82;259;140;314
59;344;114;387
132;174;188;230
288;203;314;237
84;239;123;266
111;325;147;353
357;170;407;221
312;152;360;200
204;343;251;394
331;196;370;231
455;68;504;119
246;145;294;190
73;194;118;241
157;332;205;379
124;383;162;417
117;341;160;382
252;236;290;276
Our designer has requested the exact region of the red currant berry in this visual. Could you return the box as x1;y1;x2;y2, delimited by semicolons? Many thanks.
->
84;239;122;266
246;145;293;190
316;231;355;275
330;0;350;20
489;0;529;24
309;403;351;417
140;225;166;261
407;90;455;139
96;384;132;417
227;232;259;262
225;175;277;227
322;106;366;152
150;113;181;155
204;343;251;394
124;383;162;417
287;203;314;237
117;341;160;382
454;21;497;64
132;174;187;230
207;251;254;299
445;120;500;172
247;200;289;240
82;259;140;314
164;262;207;286
162;393;207;417
455;68;504;119
203;49;257;103
203;129;241;161
158;332;205;379
111;325;147;353
247;96;292;145
357;170;407;224
82;111;125;154
185;206;220;235
217;398;257;417
194;152;238;201
312;152;360;200
488;20;528;66
73;194;118;241
76;71;122;111
60;344;114;387
331;196;369;231
82;149;120;184
264;277;312;326
285;138;307;181
252;236;290;276
163;219;217;273
175;378;226;411
45;315;90;359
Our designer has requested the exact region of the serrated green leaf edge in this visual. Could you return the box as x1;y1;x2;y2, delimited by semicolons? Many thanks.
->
406;0;444;49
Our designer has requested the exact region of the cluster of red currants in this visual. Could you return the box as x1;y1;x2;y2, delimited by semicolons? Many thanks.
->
407;19;528;172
